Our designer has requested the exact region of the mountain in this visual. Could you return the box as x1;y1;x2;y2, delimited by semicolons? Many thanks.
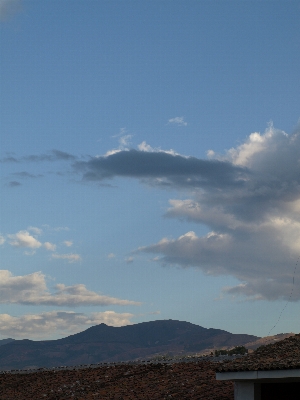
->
0;320;259;370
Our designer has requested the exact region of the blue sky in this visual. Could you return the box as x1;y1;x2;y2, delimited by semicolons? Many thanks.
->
1;0;300;340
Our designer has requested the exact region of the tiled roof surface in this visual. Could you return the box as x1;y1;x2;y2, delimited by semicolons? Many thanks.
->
0;361;234;399
217;333;300;372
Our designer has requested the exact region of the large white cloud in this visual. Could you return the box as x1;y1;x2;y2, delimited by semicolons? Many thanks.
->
135;124;300;301
0;270;140;306
0;311;134;339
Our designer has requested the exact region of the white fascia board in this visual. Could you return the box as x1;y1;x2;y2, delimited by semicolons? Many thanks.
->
216;371;258;380
216;369;300;381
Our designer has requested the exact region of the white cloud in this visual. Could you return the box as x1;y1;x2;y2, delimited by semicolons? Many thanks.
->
119;134;132;148
8;230;42;249
43;242;56;251
125;256;134;263
0;235;5;245
104;129;133;157
137;141;178;156
138;141;155;152
107;253;116;259
52;253;81;263
0;270;141;306
112;127;127;138
0;311;134;339
52;226;70;232
168;116;187;126
24;250;36;256
104;148;123;157
7;229;59;254
63;240;73;247
148;311;161;315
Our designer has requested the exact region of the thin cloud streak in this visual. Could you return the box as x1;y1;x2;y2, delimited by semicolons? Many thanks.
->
1;149;77;163
7;181;21;187
52;253;81;263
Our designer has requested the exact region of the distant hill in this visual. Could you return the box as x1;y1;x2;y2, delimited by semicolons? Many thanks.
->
244;332;295;351
0;320;259;370
0;338;15;347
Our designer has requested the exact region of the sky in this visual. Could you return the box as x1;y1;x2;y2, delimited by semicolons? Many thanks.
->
1;0;300;341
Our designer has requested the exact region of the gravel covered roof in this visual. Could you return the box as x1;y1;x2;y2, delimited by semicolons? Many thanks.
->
217;333;300;372
0;361;234;399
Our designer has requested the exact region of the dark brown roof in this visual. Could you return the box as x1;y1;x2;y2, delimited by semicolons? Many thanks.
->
0;361;234;399
217;333;300;372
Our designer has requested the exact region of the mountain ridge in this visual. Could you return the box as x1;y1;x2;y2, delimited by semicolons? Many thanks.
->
0;319;258;370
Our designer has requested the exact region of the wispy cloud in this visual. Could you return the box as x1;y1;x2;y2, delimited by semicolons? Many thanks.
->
0;310;134;339
0;270;141;307
1;149;76;163
11;171;43;179
63;240;73;247
7;180;21;187
167;116;187;126
0;156;18;163
43;242;56;251
28;226;42;235
137;141;178;155
23;149;77;162
104;128;133;157
52;226;70;232
0;0;21;21
52;253;81;263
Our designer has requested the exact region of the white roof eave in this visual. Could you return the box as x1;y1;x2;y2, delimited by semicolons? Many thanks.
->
216;369;300;381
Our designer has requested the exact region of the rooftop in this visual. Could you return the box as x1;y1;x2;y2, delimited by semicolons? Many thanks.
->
217;333;300;373
0;361;233;399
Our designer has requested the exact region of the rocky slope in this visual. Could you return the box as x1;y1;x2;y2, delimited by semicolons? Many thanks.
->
243;332;295;351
